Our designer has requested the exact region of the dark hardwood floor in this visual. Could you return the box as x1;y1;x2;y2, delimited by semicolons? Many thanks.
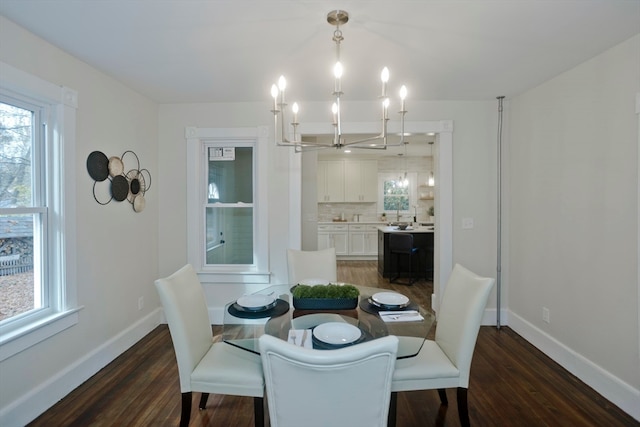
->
29;261;638;426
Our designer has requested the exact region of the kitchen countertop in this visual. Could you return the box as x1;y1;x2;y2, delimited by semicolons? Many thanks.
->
317;221;386;225
377;225;435;233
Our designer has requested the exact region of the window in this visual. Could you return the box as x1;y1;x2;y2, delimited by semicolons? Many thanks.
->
0;61;78;361
383;178;410;211
0;100;43;322
378;172;417;216
205;145;254;265
186;127;269;283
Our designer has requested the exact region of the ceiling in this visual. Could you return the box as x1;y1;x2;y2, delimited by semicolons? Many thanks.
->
1;1;638;106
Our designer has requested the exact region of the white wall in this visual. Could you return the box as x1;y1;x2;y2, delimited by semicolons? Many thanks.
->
507;34;640;418
0;16;160;426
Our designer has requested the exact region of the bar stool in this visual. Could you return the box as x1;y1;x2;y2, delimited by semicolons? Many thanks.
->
389;233;419;285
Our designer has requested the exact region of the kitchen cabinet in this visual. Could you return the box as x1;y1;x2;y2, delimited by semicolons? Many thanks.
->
344;160;378;202
317;160;344;202
317;224;348;255
348;224;378;255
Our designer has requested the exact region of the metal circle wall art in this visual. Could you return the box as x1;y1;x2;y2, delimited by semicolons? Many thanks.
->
86;150;152;212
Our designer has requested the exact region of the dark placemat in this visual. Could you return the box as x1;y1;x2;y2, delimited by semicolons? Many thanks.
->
359;298;419;315
227;298;290;319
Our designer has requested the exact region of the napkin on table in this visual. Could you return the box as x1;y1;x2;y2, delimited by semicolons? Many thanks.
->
288;329;313;348
379;310;424;322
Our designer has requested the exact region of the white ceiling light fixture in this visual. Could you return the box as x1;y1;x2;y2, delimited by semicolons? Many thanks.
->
270;10;408;152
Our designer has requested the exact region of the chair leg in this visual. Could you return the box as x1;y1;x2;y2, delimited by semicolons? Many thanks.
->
254;397;264;427
438;388;448;405
180;392;192;427
198;393;209;410
387;392;398;427
457;387;470;427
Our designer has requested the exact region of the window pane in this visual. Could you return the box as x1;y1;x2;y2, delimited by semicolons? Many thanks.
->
207;147;253;203
0;214;37;322
205;207;253;265
383;179;409;211
0;103;33;208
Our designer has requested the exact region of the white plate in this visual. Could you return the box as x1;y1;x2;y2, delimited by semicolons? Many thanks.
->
313;322;362;345
372;292;410;307
236;294;276;310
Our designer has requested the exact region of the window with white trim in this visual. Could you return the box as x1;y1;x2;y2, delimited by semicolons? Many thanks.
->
0;62;78;361
186;127;269;283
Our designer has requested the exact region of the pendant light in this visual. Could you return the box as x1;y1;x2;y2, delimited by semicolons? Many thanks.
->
428;141;435;187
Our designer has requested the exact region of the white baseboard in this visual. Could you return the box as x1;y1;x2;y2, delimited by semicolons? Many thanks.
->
508;310;640;421
0;308;163;427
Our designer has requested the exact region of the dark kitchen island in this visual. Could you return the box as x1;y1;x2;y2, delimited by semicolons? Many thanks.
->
377;226;434;281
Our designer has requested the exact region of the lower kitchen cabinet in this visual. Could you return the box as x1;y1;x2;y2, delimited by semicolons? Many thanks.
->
318;223;380;257
348;224;378;256
317;224;348;255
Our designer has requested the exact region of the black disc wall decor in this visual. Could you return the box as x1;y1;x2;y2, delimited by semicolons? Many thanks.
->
111;175;129;201
87;150;151;213
86;151;109;181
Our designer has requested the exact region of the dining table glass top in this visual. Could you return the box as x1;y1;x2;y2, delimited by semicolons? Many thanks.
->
222;284;435;359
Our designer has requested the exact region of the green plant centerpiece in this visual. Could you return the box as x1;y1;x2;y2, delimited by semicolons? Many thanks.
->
292;283;360;310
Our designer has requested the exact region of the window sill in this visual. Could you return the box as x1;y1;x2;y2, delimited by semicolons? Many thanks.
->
0;306;83;362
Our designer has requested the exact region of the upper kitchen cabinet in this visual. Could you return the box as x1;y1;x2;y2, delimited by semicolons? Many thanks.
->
344;159;378;202
317;160;345;202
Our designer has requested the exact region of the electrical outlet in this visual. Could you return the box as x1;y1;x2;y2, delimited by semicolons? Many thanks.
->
138;296;144;311
542;307;550;323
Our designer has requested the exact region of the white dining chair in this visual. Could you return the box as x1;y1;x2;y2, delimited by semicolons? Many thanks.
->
259;334;398;427
286;247;337;285
389;264;495;427
155;264;264;427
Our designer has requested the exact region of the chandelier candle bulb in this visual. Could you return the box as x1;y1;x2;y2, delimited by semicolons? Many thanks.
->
292;102;299;123
381;67;389;97
270;84;278;111
400;85;407;111
278;75;286;104
334;62;343;93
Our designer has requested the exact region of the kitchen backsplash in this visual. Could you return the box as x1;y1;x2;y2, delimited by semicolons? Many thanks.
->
317;202;380;222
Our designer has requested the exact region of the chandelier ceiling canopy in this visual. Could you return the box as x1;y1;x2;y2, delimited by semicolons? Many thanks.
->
270;10;408;152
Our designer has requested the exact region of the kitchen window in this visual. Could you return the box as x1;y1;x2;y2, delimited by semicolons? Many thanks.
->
378;172;417;216
0;62;79;361
186;127;269;283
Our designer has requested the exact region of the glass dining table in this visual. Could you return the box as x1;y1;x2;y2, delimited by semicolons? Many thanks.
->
222;284;435;359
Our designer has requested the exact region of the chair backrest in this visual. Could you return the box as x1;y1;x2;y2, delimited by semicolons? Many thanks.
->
287;247;337;284
435;264;495;387
260;334;398;427
389;233;414;254
155;264;213;392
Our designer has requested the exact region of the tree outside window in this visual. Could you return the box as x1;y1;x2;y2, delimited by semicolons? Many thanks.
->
0;101;36;322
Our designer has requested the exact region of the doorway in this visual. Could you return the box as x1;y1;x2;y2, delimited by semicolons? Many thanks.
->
288;120;453;313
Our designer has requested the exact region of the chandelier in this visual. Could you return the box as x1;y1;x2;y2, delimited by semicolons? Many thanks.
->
270;10;408;152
